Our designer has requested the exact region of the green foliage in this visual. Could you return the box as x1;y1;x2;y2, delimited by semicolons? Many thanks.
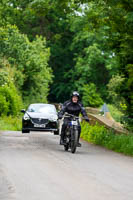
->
0;0;116;104
0;25;52;105
82;83;103;107
0;84;22;116
82;0;133;130
0;0;76;102
125;64;133;113
73;43;110;87
107;74;125;108
0;71;9;85
107;70;133;131
0;0;133;132
121;115;133;133
71;34;112;101
107;104;124;123
81;122;133;156
0;116;22;131
0;62;23;116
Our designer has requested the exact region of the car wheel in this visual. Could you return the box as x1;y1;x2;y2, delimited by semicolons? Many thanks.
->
22;129;30;133
54;130;59;135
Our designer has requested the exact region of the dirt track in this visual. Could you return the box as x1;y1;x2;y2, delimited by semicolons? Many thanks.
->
0;131;133;200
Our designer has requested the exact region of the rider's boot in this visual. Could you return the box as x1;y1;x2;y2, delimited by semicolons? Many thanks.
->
77;132;82;147
60;132;66;145
60;138;66;145
77;142;81;147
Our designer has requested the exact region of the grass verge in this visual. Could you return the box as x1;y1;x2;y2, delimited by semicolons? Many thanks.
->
107;104;123;122
0;116;22;131
81;121;133;156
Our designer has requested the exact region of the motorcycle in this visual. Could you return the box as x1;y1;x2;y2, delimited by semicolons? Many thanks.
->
60;113;81;154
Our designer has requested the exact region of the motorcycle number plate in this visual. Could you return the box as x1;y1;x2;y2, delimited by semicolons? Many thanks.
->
71;121;78;126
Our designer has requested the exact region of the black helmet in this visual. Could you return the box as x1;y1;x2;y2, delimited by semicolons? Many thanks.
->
71;91;80;98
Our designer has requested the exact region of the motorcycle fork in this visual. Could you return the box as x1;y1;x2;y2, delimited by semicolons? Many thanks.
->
71;125;77;141
65;126;70;143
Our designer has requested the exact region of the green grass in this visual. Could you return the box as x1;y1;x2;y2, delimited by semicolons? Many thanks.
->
81;121;133;156
0;116;22;131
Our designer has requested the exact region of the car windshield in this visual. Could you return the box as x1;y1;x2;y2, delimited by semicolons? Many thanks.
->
27;104;56;114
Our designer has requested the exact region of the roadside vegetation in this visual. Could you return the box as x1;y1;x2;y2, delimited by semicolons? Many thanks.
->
0;116;22;131
81;122;133;156
107;104;124;123
0;1;133;136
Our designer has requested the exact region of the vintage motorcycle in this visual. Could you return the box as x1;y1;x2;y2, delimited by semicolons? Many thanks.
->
59;113;81;154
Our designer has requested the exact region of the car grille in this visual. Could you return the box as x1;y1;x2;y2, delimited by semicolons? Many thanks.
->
31;118;49;125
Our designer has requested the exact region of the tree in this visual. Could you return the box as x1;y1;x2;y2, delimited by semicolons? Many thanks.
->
0;0;133;127
82;83;103;107
0;25;52;105
0;62;22;116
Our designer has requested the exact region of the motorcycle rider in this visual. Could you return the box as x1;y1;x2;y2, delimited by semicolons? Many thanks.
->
58;91;90;147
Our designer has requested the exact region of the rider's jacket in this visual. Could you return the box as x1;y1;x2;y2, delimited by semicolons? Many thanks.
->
58;100;89;120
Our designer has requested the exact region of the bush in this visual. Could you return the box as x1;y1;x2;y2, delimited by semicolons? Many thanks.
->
81;83;103;107
0;84;22;116
81;122;133;156
107;74;125;109
0;116;22;131
121;115;133;133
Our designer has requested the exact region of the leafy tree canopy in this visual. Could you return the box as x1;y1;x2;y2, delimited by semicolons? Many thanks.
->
0;25;52;105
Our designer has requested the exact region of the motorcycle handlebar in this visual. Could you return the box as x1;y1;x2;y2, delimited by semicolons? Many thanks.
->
63;112;79;119
63;113;89;121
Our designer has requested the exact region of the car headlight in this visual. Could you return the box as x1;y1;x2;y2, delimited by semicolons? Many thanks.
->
49;115;57;122
24;114;30;120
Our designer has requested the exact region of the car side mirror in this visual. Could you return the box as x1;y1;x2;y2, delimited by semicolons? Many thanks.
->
21;109;26;113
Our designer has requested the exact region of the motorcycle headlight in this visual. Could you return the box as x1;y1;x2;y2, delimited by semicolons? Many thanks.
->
24;114;30;120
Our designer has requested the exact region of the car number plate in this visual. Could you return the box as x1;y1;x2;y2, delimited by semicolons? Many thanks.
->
71;121;78;125
34;124;46;128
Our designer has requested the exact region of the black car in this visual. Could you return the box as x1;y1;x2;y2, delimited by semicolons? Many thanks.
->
21;103;59;134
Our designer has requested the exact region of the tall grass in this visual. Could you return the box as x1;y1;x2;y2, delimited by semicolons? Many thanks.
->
81;121;133;156
0;116;22;131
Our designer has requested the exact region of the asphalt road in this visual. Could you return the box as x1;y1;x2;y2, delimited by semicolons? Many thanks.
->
0;131;133;200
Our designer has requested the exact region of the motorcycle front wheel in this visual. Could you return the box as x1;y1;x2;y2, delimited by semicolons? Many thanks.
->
71;129;78;154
